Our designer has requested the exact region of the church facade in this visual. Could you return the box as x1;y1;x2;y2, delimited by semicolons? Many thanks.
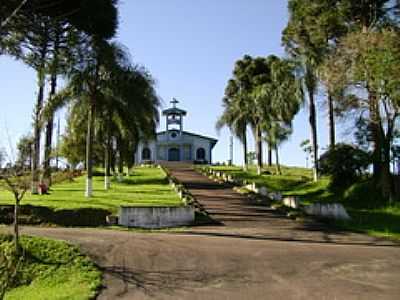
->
135;99;218;164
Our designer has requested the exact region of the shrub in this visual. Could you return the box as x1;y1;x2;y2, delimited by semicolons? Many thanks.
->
0;205;111;227
319;143;370;190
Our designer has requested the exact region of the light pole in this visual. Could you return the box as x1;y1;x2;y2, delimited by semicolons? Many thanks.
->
228;135;233;166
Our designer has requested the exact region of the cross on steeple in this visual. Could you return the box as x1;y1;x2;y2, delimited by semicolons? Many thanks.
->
171;98;179;108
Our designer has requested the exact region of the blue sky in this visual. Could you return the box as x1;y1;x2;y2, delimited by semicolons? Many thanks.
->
0;0;345;167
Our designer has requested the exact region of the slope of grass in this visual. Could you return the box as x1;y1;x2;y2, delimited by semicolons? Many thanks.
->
334;206;400;240
208;164;400;240
208;165;334;203
0;167;181;214
1;235;101;300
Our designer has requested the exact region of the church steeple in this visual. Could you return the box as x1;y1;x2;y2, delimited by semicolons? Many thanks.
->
162;98;187;135
171;98;179;108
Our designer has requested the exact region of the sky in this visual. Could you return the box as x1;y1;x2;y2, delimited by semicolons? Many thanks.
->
0;0;347;167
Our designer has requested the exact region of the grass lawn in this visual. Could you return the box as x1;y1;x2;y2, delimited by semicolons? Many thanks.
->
337;206;400;240
206;165;400;241
0;167;181;214
208;165;333;203
1;235;101;300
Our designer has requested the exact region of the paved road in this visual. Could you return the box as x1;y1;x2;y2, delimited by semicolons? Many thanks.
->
3;164;400;299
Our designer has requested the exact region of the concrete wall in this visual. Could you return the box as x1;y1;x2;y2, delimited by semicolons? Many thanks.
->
119;206;195;228
304;203;351;220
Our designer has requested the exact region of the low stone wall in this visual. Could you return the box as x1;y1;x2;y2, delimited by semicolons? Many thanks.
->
282;196;300;209
304;203;351;220
119;206;195;228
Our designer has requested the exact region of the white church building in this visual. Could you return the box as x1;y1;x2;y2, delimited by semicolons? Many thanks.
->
135;99;218;164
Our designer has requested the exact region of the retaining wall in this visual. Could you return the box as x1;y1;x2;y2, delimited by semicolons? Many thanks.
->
119;206;195;228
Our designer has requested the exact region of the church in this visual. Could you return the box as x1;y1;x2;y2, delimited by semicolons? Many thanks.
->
135;99;218;164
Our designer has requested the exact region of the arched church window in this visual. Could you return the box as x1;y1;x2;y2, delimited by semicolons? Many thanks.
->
196;148;206;160
142;148;151;160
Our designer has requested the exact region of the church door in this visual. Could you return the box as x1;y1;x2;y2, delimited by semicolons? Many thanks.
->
168;148;180;161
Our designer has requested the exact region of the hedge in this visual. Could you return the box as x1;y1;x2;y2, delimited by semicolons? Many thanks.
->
0;205;111;227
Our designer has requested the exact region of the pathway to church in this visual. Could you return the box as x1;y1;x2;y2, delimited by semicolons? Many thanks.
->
5;163;400;299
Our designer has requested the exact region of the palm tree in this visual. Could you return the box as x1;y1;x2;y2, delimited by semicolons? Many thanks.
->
44;41;159;196
100;65;160;188
266;123;293;175
216;78;252;171
216;94;249;171
43;40;126;197
255;56;302;174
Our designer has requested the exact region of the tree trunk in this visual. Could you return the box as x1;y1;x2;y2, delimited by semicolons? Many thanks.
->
31;80;45;194
308;90;318;182
111;149;116;174
14;198;20;255
242;126;248;171
369;92;382;178
117;136;124;182
275;145;281;175
104;113;111;190
31;38;49;194
268;142;273;167
43;74;57;188
328;93;336;149
85;100;95;197
43;32;60;188
380;135;394;202
255;124;263;175
104;143;111;190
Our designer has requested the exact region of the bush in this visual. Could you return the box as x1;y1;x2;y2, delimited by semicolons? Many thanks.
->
0;205;111;227
319;144;370;190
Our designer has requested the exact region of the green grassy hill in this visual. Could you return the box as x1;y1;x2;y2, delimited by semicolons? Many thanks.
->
0;167;181;214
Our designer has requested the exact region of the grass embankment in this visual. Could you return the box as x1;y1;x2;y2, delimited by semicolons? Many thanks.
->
0;167;181;214
209;165;333;203
1;235;101;300
207;165;400;240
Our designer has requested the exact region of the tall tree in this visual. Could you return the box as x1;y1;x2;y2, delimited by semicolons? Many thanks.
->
216;80;251;171
2;0;119;194
324;29;400;201
259;56;302;173
232;56;272;175
98;64;160;188
9;13;53;194
282;0;333;181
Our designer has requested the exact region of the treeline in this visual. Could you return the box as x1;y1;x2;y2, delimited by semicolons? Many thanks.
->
218;0;400;201
1;1;160;197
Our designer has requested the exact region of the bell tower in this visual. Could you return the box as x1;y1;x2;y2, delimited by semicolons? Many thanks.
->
162;98;187;136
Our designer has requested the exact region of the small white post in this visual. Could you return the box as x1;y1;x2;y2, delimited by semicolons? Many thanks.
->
85;178;93;197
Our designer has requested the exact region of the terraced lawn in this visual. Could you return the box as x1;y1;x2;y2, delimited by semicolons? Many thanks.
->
207;165;333;203
0;167;182;214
